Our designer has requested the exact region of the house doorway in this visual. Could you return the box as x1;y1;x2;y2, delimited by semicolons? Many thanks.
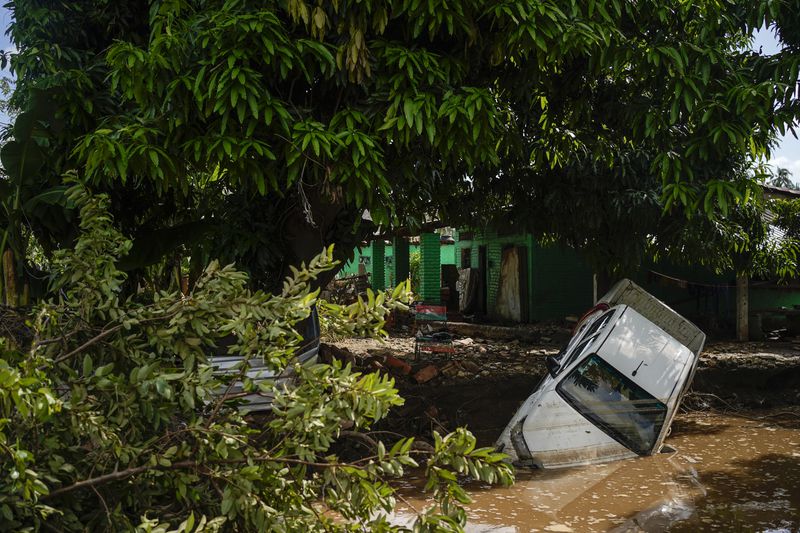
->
496;246;529;322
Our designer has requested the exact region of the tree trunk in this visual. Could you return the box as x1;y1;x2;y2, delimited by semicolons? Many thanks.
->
21;283;29;307
736;273;749;342
3;249;17;307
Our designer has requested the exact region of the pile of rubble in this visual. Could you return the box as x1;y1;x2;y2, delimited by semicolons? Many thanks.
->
324;329;569;444
327;334;562;386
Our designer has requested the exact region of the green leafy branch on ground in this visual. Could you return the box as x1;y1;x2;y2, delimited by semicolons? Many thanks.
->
318;280;414;341
0;183;512;532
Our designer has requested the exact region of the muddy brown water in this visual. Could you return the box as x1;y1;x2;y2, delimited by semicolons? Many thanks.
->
394;412;800;532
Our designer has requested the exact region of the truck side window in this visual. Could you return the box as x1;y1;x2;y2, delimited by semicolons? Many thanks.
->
562;310;615;368
556;354;667;455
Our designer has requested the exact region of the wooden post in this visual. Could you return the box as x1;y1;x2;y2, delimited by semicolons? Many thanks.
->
3;249;17;307
736;273;749;342
21;283;29;307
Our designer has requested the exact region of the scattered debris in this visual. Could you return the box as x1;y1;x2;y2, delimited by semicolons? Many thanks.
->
384;355;412;375
319;343;356;366
440;361;460;378
324;274;371;304
414;364;439;384
460;360;480;373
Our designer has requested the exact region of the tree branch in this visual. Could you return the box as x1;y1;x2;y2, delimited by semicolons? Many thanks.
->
43;455;369;500
43;311;182;368
50;324;124;365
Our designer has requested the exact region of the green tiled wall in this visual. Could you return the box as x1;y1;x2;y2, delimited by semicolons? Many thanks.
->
371;241;385;290
339;242;455;281
456;230;592;321
419;232;441;303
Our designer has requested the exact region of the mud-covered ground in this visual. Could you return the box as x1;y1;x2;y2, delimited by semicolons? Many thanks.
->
329;323;800;447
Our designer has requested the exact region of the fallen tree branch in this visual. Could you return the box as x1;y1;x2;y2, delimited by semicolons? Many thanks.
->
44;446;434;501
44;311;183;368
43;454;373;500
51;324;124;365
339;430;378;450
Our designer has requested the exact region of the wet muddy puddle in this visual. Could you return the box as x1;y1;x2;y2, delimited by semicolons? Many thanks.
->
395;412;800;532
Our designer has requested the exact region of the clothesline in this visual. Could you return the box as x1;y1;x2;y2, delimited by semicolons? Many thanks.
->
647;270;787;290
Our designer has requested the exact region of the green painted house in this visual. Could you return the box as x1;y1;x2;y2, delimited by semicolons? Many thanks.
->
338;235;456;303
455;228;800;337
340;225;800;338
454;229;594;322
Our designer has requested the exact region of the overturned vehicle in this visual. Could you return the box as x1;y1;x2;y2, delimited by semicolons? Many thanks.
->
210;306;321;411
496;280;706;469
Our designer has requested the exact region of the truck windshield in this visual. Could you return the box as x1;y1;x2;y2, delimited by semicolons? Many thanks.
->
556;354;667;455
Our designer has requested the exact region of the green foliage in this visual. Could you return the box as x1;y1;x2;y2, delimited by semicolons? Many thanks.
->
409;251;421;295
650;183;800;280
319;280;414;340
768;167;798;190
0;87;75;305
7;0;800;281
0;184;512;531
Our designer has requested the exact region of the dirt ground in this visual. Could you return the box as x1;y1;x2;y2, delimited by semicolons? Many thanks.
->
328;322;800;447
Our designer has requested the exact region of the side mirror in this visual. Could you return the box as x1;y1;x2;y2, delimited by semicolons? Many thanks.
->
545;355;560;378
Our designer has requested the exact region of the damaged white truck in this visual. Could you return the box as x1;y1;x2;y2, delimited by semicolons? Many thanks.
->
496;279;706;469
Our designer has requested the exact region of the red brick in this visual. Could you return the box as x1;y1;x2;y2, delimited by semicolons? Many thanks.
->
414;364;439;384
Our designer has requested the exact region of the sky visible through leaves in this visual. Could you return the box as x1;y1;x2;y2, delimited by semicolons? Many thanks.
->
0;7;796;185
753;26;800;184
